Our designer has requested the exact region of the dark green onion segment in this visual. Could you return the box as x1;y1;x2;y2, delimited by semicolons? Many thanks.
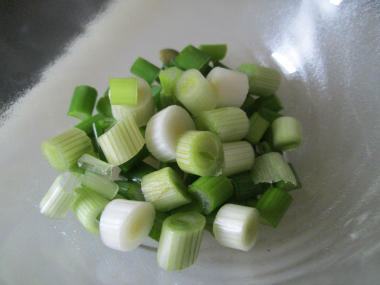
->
130;57;161;84
198;44;227;62
67;85;97;121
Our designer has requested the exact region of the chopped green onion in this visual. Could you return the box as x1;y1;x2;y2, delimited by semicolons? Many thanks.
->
159;161;184;179
118;161;156;183
258;107;283;123
159;48;179;65
240;95;255;113
71;187;109;235
176;130;224;177
237;63;281;97
145;105;196;162
92;122;107;161
256;141;272;155
230;171;268;201
272;116;303;151
77;153;113;176
141;167;192;212
174;69;217;116
114;180;145;201
175;45;211;73
213;61;230;69
67;85;98;121
188;175;233;215
184;173;199;186
112;193;127;200
198;44;227;61
213;204;260;251
39;174;80;219
204;209;218;236
245;112;270;145
246;94;284;117
98;115;145;166
169;58;184;70
151;84;163;110
159;67;183;100
149;211;170;242
206;67;249;108
195;107;249;143
96;116;117;132
118;145;150;173
170;200;203;215
41;128;94;172
251;152;296;185
110;78;155;127
74;114;105;135
157;212;205;271
222;141;255;177
109;78;138;105
274;163;302;191
130;57;161;84
99;199;155;251
255;187;293;228
81;170;119;199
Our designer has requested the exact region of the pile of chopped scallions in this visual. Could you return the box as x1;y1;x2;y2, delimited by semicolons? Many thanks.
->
40;44;303;271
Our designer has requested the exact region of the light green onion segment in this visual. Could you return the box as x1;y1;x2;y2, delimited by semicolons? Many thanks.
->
149;211;170;242
274;163;302;191
41;128;94;172
145;105;196;162
251;152;296;185
198;44;227;62
174;69;217;116
213;204;260;251
39;173;81;219
272;116;303;151
67;85;98;121
255;188;293;228
81;170;119;200
98;115;145;166
141;167;192;212
176;130;224;177
114;180;145;201
99;199;155;251
109;78;138;105
237;63;281;97
195;107;249;143
71;187;109;235
77;153;113;176
110;78;155;127
206;67;249;108
130;57;161;84
188;175;233;215
157;212;206;271
245;112;270;145
222;141;254;177
159;67;183;100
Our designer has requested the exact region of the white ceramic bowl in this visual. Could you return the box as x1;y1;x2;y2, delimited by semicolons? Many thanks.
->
1;1;379;284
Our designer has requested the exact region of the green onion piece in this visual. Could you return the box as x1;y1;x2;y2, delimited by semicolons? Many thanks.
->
169;58;185;70
99;199;155;251
159;48;179;65
198;44;227;61
255;187;293;228
157;212;205;271
130;57;161;84
159;161;184;179
81;170;118;199
274;163;302;191
176;130;224;177
222;141;255;177
118;161;157;183
251;152;296;185
272;116;303;151
103;87;110;97
175;45;211;73
92;122;107;162
230;171;268;201
71;187;109;235
98;115;145;166
41;128;94;172
258;107;283;123
151;84;163;110
109;78;138;105
245;112;270;145
67;85;97;121
237;63;281;97
112;193;126;200
96;95;113;118
149;211;170;242
111;79;155;127
160;90;176;109
246;94;284;117
213;61;231;69
188;175;233;215
170;201;203;215
118;145;150;173
174;69;217;116
246;199;258;207
77;153;113;176
240;95;255;113
39;174;80;219
256;141;272;155
159;67;183;100
74;114;105;135
213;204;260;251
114;180;145;201
184;173;199;186
195;107;249;143
97;117;117;131
141;167;192;212
70;164;86;174
204;209;218;236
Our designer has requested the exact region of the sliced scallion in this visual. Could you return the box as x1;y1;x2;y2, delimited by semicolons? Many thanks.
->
245;112;270;145
159;67;183;100
114;180;145;201
272;116;303;151
81;170;118;200
77;153;113;176
118;145;150;173
246;94;284;117
222;141;255;177
175;45;211;73
230;171;268;201
159;48;179;66
149;211;170;242
74;114;105;135
274;163;302;191
198;44;227;62
109;78;138;105
118;161;156;183
67;85;98;121
258;107;283;123
96;93;113;118
130;57;161;84
159;161;184;179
